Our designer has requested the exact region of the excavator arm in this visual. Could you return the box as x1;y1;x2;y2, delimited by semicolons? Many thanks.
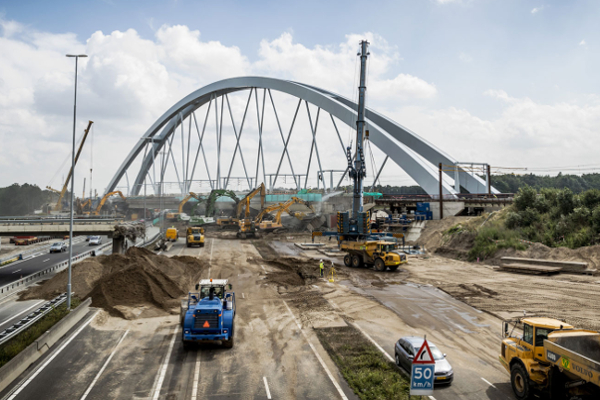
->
179;192;202;214
236;183;265;219
206;190;240;217
274;197;314;224
92;191;126;215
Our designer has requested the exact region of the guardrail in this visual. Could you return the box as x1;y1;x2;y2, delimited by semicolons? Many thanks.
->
0;236;87;266
0;293;67;346
0;241;111;302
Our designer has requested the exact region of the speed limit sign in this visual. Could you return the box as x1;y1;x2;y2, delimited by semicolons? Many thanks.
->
410;339;435;395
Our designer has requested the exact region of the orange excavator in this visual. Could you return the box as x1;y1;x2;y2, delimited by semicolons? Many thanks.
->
254;197;314;231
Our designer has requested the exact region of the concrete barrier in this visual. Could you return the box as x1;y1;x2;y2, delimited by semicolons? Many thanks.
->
0;297;92;393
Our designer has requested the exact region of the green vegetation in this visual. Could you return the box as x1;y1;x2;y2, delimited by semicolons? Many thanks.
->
491;172;600;194
0;183;55;216
315;325;411;400
450;186;600;261
0;298;80;368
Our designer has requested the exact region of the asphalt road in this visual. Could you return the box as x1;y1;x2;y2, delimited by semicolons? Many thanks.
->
0;237;106;287
1;238;357;400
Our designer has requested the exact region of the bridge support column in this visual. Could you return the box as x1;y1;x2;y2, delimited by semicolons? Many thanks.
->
112;236;126;254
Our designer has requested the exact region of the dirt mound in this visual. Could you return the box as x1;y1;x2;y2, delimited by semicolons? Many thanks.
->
416;216;470;251
21;247;208;319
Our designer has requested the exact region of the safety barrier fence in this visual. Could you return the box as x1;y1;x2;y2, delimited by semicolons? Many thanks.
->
0;293;67;346
0;242;111;302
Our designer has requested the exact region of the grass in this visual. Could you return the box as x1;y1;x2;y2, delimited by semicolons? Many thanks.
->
467;226;527;261
0;297;81;368
315;325;414;400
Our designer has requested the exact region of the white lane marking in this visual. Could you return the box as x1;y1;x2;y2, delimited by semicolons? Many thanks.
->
352;322;394;362
11;269;21;274
151;325;179;400
157;251;163;256
190;351;201;400
263;376;272;399
282;301;348;400
42;258;50;263
0;300;45;327
80;329;130;400
209;239;214;263
429;397;437;400
481;377;497;389
8;310;99;400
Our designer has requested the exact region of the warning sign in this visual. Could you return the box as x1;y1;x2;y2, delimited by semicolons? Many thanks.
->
413;340;435;364
410;339;435;396
203;320;210;328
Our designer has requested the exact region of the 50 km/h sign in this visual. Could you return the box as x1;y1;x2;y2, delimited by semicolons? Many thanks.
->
410;339;436;396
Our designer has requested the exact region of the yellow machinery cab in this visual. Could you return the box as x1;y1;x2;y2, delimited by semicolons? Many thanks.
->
186;227;205;247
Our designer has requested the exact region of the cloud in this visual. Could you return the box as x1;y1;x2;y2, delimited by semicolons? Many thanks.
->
531;6;544;14
0;19;437;192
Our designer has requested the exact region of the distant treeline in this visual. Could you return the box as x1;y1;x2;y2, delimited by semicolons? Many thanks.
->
0;184;54;216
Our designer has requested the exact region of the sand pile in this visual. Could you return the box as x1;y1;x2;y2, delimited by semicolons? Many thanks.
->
21;247;208;319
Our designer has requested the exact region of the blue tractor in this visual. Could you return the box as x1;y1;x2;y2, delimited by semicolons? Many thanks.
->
181;279;236;348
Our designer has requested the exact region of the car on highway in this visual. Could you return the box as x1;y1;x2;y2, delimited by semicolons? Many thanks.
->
49;242;67;253
88;236;102;246
394;336;454;385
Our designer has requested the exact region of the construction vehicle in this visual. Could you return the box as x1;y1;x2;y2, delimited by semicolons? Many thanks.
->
255;196;315;231
166;226;178;242
179;192;202;214
204;189;240;218
51;121;94;212
186;226;205;247
181;279;236;349
500;316;600;399
234;184;266;238
91;191;126;216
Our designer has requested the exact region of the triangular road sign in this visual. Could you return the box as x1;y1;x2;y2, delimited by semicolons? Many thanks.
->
413;340;435;364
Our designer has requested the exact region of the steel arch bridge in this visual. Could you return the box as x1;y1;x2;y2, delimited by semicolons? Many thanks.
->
107;77;497;197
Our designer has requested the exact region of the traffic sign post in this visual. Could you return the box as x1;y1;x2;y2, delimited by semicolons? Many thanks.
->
410;338;435;396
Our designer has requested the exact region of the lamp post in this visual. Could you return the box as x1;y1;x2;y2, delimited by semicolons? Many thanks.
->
66;54;87;310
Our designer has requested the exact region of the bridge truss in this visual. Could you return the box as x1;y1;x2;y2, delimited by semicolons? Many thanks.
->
107;77;497;197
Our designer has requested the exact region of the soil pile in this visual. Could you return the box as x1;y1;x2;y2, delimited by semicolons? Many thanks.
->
21;247;208;319
415;216;470;251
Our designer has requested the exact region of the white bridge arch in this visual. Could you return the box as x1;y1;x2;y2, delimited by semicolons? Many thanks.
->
107;77;496;196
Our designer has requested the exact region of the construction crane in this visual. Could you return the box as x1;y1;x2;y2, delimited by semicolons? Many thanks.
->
53;120;94;211
90;191;126;216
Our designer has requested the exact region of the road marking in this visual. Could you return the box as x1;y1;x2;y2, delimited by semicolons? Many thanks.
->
157;251;163;256
282;300;348;400
263;376;272;399
11;269;21;274
151;325;179;400
7;310;99;400
209;239;214;263
0;300;44;327
481;377;497;388
80;329;129;400
190;351;201;400
42;258;50;263
352;322;394;362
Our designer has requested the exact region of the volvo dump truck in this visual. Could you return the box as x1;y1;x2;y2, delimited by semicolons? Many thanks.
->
181;279;236;348
500;316;600;399
340;240;407;271
186;227;204;247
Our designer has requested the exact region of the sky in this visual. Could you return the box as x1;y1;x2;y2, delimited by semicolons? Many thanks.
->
1;0;599;195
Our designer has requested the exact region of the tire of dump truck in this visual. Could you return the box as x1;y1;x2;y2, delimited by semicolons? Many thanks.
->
388;264;399;272
374;258;386;272
222;322;235;348
351;254;363;268
511;363;532;400
344;254;352;267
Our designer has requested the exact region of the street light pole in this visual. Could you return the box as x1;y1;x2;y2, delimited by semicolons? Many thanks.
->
66;53;87;310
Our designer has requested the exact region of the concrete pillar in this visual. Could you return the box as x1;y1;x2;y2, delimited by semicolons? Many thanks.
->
454;163;460;193
112;236;125;254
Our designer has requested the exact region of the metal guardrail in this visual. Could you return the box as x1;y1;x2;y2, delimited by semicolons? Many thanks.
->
0;219;122;225
0;236;87;266
0;242;111;302
0;293;68;346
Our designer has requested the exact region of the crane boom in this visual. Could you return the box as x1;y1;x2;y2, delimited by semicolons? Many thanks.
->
54;120;94;211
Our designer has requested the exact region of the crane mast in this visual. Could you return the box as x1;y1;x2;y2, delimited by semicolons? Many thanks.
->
350;40;369;219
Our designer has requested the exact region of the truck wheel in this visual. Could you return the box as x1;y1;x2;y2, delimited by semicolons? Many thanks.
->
511;363;532;400
374;258;386;272
388;265;399;272
187;243;191;248
351;254;363;268
344;254;352;267
223;322;235;348
200;243;205;248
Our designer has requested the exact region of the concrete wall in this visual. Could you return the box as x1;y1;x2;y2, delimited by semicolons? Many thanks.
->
0;298;92;393
428;202;466;220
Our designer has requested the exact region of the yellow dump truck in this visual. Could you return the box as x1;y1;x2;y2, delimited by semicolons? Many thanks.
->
340;240;407;271
500;317;600;399
186;227;205;248
166;226;179;242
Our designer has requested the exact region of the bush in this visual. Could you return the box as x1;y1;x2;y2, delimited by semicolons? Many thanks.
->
582;189;600;209
505;212;522;229
557;188;575;215
514;186;537;212
520;208;541;227
468;226;527;261
591;206;600;233
571;206;591;225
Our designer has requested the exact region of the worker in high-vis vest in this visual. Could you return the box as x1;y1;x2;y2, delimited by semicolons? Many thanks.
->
319;259;324;277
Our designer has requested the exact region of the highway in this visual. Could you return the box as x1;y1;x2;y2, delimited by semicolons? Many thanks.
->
0;238;358;400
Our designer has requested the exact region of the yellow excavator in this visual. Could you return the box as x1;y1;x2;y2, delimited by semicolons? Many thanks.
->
234;183;266;238
255;197;315;231
179;192;202;214
50;121;94;212
89;191;126;216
